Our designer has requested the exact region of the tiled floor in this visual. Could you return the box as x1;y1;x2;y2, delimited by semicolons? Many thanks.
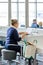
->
0;55;43;65
0;57;43;65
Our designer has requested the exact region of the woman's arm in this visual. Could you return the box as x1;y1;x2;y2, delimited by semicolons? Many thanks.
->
14;29;28;41
19;32;25;35
19;32;28;35
21;32;28;39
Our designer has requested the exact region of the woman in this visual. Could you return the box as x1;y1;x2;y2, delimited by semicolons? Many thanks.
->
5;19;28;54
38;22;43;28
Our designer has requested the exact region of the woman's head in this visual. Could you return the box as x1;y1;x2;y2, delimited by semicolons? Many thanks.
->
11;19;19;28
38;22;42;27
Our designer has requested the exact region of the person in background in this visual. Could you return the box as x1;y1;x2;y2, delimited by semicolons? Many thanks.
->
38;22;43;28
31;19;39;28
5;19;28;54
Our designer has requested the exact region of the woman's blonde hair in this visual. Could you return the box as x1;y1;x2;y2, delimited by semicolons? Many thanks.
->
11;19;18;26
38;22;42;26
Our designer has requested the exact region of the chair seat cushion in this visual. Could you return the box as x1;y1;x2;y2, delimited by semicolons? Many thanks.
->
1;49;16;60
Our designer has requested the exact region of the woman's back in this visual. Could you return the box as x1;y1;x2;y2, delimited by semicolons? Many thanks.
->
5;27;21;48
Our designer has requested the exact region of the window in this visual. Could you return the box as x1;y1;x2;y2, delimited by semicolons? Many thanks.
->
37;3;43;22
11;0;17;2
19;3;25;27
37;0;43;2
29;0;43;27
0;0;8;2
29;3;36;26
19;0;25;2
29;0;36;2
0;0;25;27
0;0;43;27
37;1;43;26
11;0;25;28
28;0;36;27
11;0;43;27
0;3;8;26
0;0;8;26
11;3;17;19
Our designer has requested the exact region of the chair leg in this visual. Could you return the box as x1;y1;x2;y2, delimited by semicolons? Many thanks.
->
16;62;18;65
33;59;37;65
20;46;23;59
36;60;38;65
8;61;11;65
16;54;21;61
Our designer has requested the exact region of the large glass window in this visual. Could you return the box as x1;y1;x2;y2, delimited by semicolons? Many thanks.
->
11;0;25;28
37;0;43;2
11;3;17;19
11;0;17;2
0;3;8;26
19;0;25;2
0;0;8;2
29;0;35;2
29;0;43;27
1;0;43;27
37;3;43;22
37;1;43;27
28;0;36;27
19;3;25;27
0;0;8;26
0;0;25;27
11;0;43;27
29;3;36;26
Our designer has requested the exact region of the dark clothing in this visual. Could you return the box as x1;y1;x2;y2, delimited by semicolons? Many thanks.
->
7;45;21;53
5;27;21;53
